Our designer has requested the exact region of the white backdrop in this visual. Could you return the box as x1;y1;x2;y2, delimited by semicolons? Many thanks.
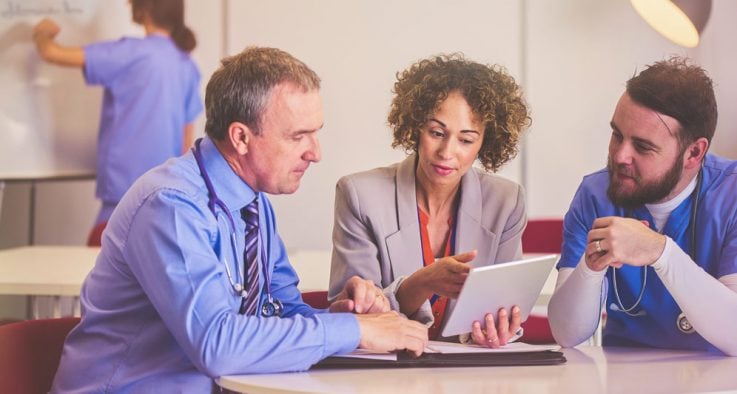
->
0;0;141;178
226;0;524;250
1;0;736;250
223;0;737;251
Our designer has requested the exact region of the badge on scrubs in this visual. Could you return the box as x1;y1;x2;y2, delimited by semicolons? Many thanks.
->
677;312;695;334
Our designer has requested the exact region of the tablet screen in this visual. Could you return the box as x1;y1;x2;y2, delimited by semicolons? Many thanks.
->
441;254;558;337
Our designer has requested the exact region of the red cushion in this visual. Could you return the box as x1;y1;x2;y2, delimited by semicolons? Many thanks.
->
301;291;330;309
86;221;107;247
522;219;564;254
0;317;80;394
520;315;555;344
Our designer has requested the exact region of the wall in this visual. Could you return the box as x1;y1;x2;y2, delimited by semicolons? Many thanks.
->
227;0;524;251
2;1;737;317
524;0;694;218
698;1;737;160
526;0;736;218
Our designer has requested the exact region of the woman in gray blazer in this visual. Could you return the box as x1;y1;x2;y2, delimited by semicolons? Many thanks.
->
329;54;531;347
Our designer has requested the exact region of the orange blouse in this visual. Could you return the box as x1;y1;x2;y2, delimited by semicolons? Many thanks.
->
417;208;454;339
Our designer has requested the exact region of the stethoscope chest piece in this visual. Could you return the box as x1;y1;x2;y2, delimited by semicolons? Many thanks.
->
261;297;284;317
677;312;695;334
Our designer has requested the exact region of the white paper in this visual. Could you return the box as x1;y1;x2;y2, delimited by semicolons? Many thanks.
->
423;340;560;354
332;348;397;361
333;341;559;360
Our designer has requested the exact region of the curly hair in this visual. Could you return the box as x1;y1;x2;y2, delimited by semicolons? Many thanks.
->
388;54;530;172
626;56;717;147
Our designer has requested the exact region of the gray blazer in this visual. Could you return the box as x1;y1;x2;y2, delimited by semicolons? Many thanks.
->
329;154;527;324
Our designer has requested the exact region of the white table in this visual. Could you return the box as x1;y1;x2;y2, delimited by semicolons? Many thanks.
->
218;346;737;393
0;246;100;317
0;246;328;318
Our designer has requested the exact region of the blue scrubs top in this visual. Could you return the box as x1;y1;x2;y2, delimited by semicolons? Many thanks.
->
51;137;360;392
84;34;203;208
559;153;737;352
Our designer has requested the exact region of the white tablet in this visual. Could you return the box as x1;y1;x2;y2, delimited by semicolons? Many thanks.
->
441;254;558;337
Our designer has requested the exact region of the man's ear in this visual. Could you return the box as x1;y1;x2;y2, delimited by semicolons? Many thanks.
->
684;137;709;170
227;122;252;155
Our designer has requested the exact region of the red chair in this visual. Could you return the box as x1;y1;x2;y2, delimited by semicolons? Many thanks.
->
301;290;330;309
521;218;564;254
0;317;80;394
87;221;107;247
519;219;564;344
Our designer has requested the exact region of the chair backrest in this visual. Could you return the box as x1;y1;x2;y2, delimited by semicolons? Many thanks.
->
87;221;107;247
520;315;555;344
521;219;564;254
0;317;80;394
301;290;330;309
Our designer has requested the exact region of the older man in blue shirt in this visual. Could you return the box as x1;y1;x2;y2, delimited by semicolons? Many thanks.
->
51;47;428;392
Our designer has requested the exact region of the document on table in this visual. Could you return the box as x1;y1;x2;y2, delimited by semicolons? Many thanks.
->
334;341;560;361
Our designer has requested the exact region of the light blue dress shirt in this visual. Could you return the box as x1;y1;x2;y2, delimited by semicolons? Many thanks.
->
52;137;360;392
559;153;737;352
84;34;203;217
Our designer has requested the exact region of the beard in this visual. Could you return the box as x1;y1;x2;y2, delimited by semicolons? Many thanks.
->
606;154;684;209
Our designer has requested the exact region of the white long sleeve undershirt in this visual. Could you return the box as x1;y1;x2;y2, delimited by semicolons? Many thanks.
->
548;237;737;356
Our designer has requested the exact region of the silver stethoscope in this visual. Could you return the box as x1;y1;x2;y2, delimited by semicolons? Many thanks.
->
192;138;283;317
611;168;702;334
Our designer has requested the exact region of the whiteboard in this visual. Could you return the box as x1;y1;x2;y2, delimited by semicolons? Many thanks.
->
0;0;142;179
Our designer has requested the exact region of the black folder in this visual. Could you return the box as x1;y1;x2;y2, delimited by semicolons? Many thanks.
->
312;350;566;369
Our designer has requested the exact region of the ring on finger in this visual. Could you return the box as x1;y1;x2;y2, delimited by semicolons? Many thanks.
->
595;239;603;253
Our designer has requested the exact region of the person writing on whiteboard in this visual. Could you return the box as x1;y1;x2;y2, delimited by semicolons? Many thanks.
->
51;47;427;392
329;54;531;347
548;57;737;356
32;0;203;226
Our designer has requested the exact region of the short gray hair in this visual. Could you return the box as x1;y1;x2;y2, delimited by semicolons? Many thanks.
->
204;46;321;139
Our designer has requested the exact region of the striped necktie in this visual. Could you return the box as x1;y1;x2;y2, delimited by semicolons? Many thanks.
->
239;199;260;315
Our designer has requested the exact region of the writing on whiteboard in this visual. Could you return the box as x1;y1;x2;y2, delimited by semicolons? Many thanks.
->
1;1;83;19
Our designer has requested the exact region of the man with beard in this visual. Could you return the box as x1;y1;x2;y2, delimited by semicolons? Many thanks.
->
548;56;737;356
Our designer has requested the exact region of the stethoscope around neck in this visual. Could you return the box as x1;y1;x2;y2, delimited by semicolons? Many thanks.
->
611;168;702;333
191;138;283;317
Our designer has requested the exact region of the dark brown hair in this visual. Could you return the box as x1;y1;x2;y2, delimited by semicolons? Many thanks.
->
388;53;530;172
131;0;196;52
626;56;717;146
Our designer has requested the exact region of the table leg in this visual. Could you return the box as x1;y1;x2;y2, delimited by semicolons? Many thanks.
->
30;295;40;320
72;296;81;317
53;295;62;318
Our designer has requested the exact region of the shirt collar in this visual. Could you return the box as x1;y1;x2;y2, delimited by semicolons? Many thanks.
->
645;175;697;215
198;136;257;212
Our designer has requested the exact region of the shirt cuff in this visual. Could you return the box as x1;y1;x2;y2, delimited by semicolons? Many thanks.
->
383;276;406;313
576;256;608;280
410;300;434;325
383;276;433;324
315;312;361;357
651;236;675;272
